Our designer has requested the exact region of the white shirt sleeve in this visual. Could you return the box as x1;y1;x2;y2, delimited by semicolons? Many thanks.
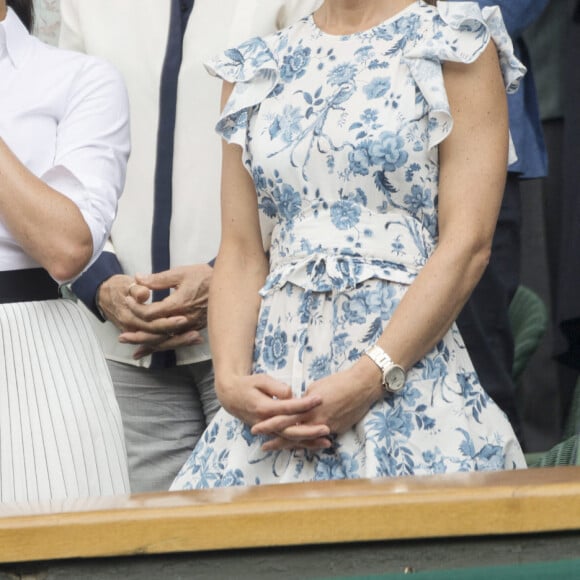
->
42;57;130;269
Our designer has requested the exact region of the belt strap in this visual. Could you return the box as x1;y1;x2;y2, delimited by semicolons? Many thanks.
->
0;268;60;304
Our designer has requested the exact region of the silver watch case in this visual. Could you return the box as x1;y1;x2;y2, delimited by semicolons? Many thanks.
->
364;345;406;394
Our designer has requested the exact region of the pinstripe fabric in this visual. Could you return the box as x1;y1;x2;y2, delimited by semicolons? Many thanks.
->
0;299;129;503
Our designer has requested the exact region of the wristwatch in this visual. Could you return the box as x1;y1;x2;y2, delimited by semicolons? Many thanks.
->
364;345;406;394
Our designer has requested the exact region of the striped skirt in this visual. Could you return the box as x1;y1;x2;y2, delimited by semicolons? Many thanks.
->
0;299;129;503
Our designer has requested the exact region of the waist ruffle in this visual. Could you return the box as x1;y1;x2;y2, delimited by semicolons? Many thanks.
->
260;212;436;296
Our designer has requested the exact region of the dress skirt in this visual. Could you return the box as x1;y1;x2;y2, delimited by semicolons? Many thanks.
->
0;299;129;503
171;277;526;490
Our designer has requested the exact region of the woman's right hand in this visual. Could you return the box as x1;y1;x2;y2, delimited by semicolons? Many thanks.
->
216;373;329;436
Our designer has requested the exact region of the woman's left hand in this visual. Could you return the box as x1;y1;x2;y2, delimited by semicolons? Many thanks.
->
251;358;383;451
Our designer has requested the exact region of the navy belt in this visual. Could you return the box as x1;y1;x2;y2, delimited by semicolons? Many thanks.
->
0;268;60;304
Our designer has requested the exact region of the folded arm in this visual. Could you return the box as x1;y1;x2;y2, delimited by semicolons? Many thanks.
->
0;138;93;281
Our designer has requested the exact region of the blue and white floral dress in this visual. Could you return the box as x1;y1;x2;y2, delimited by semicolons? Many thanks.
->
171;1;527;490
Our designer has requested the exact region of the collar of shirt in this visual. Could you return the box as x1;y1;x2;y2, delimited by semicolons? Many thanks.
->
0;7;32;68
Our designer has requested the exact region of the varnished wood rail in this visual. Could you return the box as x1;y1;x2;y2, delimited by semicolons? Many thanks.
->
1;466;580;565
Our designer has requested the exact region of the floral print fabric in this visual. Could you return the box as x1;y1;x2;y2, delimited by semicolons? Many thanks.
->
171;0;527;490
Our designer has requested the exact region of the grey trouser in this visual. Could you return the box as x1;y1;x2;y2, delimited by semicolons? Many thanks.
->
108;359;219;494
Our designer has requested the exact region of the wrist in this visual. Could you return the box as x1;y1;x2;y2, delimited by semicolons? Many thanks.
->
95;280;110;321
214;369;244;395
214;370;247;412
352;355;384;404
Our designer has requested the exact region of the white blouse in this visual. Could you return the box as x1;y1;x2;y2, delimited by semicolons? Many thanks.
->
0;7;129;275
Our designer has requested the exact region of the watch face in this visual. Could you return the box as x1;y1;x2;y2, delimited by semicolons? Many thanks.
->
385;366;406;393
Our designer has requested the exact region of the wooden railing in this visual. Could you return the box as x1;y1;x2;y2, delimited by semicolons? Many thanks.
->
1;466;580;567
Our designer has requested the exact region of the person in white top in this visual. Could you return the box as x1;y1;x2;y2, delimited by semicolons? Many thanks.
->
0;0;130;503
59;0;321;493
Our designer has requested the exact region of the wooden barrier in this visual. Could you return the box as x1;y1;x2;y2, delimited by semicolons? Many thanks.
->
1;466;580;578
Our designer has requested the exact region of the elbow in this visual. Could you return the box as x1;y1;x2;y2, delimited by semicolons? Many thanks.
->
46;242;93;283
462;233;493;285
440;227;493;289
470;242;492;280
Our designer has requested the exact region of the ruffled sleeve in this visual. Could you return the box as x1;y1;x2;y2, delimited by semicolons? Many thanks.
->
205;36;279;148
403;1;526;162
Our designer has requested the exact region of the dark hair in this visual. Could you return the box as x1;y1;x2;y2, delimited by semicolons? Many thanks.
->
6;0;34;32
423;0;437;5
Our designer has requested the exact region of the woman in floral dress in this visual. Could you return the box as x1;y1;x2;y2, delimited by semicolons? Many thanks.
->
171;0;527;490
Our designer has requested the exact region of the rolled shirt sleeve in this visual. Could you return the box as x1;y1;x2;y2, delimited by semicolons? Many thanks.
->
41;58;130;270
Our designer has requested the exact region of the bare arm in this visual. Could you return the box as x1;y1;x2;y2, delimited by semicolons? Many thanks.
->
0;138;93;281
209;83;325;430
373;41;508;372
255;41;509;445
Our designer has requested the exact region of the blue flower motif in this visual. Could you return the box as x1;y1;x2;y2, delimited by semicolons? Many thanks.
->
422;447;449;472
393;13;422;39
348;145;371;176
330;200;361;230
364;285;397;317
364;77;391;99
262;327;288;370
274;183;302;221
252;166;267;191
297;291;320;324
342;297;367;325
218;469;245;487
354;45;374;62
280;46;311;82
404;184;433;212
383;404;414;439
332;332;351;357
328;63;358;86
269;105;303;143
373;25;395;42
258;195;278;219
309;355;331;380
423;450;436;463
348;143;371;175
361;108;379;124
368;131;409;171
314;453;359;480
475;444;505;471
422;416;436;430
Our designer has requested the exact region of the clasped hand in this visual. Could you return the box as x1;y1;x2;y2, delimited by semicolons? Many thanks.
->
221;363;381;451
98;264;212;359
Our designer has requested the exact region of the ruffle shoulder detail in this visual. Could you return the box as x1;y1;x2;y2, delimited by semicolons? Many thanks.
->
403;1;526;160
205;35;280;148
